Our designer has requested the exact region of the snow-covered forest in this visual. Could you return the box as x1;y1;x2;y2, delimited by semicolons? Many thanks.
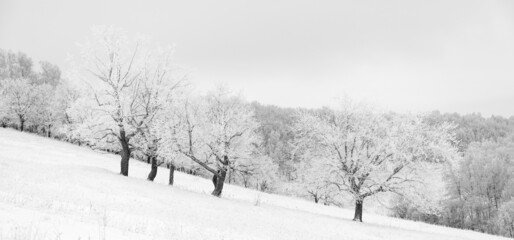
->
1;26;514;239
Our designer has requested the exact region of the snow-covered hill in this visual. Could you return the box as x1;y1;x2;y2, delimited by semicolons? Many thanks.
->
0;128;507;240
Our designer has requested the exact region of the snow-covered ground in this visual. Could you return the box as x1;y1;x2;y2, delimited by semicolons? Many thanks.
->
0;128;507;240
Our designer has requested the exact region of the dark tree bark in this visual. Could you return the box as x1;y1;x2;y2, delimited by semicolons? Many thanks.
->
211;169;226;197
147;156;158;181
47;125;52;138
212;173;218;187
19;116;25;132
353;199;363;222
169;164;175;185
181;147;228;196
119;129;130;176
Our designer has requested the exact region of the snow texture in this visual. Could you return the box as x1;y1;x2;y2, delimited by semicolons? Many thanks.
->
0;128;507;240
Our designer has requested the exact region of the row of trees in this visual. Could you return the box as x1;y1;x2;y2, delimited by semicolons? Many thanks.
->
61;26;277;197
2;27;513;234
59;25;462;222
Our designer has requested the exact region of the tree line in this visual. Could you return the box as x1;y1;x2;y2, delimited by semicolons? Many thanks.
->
394;111;514;237
0;26;513;237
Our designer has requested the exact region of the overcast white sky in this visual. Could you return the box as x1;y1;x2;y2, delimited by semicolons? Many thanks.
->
1;0;513;117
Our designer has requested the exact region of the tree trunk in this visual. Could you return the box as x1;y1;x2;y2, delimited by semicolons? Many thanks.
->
119;129;130;176
212;170;219;187
19;116;25;132
211;169;226;197
147;156;158;181
169;164;175;185
353;199;363;222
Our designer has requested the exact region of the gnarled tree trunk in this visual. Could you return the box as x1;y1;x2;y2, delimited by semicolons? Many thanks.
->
353;199;363;222
211;169;226;197
212;170;219;187
169;164;175;185
119;129;130;176
147;156;158;181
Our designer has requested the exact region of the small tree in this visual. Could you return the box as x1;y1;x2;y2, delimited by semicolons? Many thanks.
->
295;157;337;204
234;155;279;191
294;101;458;222
0;78;46;131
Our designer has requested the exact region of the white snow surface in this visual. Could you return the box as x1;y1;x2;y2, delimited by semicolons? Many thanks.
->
0;128;507;240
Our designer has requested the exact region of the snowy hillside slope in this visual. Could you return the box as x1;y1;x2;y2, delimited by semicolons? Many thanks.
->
0;128;508;240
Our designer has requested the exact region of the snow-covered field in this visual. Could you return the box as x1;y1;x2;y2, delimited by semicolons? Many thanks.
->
0;128;507;240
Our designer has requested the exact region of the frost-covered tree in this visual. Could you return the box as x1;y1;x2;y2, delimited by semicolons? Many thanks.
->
251;102;298;181
295;157;337;204
443;139;514;233
498;200;514;238
0;50;34;80
70;26;181;176
225;153;279;192
163;88;260;196
389;162;448;223
156;109;186;185
65;97;104;147
294;101;458;222
134;111;185;183
0;51;66;133
29;84;54;133
132;126;161;181
129;51;184;181
0;78;46;131
32;80;78;138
